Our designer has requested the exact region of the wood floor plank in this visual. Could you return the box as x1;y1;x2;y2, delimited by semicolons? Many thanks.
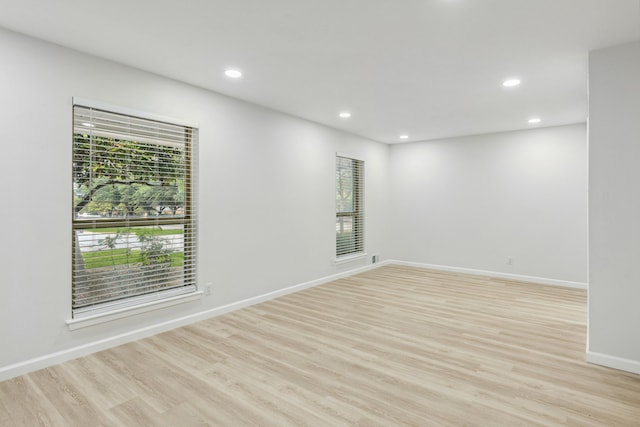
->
0;376;67;426
61;356;137;410
108;397;162;427
1;265;639;426
27;366;118;426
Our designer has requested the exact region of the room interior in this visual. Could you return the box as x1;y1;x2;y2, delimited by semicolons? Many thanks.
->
0;0;639;423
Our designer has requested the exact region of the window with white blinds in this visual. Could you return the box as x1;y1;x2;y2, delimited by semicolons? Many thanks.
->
72;103;198;318
336;155;364;257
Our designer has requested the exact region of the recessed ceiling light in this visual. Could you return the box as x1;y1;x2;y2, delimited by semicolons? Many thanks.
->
528;117;542;124
399;134;409;140
224;69;243;79
339;111;351;119
502;78;521;88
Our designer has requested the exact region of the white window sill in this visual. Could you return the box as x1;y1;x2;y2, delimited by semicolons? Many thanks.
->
66;291;203;331
334;252;368;265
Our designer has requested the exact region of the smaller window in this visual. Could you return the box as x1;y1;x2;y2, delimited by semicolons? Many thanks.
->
336;155;364;257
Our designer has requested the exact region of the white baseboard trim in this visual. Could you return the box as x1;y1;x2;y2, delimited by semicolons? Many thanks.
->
586;351;640;375
387;260;588;290
0;261;387;382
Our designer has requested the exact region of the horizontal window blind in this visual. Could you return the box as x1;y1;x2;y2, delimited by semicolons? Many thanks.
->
72;105;198;318
336;155;364;257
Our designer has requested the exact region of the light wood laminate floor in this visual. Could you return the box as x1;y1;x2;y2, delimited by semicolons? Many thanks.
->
1;265;639;426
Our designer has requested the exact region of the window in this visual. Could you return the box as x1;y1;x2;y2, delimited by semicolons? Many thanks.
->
336;154;364;257
72;102;197;318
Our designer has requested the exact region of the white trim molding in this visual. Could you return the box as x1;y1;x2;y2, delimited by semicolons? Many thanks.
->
336;151;365;161
334;252;368;265
67;291;204;331
72;96;199;128
0;261;388;382
388;260;588;290
586;351;640;375
2;259;597;382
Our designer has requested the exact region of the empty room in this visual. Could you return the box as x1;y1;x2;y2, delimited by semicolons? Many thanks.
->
1;0;639;425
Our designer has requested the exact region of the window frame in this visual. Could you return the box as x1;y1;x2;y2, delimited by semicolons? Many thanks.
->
70;97;199;321
335;153;365;258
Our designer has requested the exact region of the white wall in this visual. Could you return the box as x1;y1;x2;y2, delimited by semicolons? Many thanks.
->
387;125;588;284
588;41;640;373
0;25;597;379
0;28;389;377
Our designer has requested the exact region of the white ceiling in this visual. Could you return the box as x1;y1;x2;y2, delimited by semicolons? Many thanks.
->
0;0;639;143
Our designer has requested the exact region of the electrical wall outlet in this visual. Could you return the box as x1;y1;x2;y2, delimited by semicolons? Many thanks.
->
507;256;514;265
205;282;212;296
